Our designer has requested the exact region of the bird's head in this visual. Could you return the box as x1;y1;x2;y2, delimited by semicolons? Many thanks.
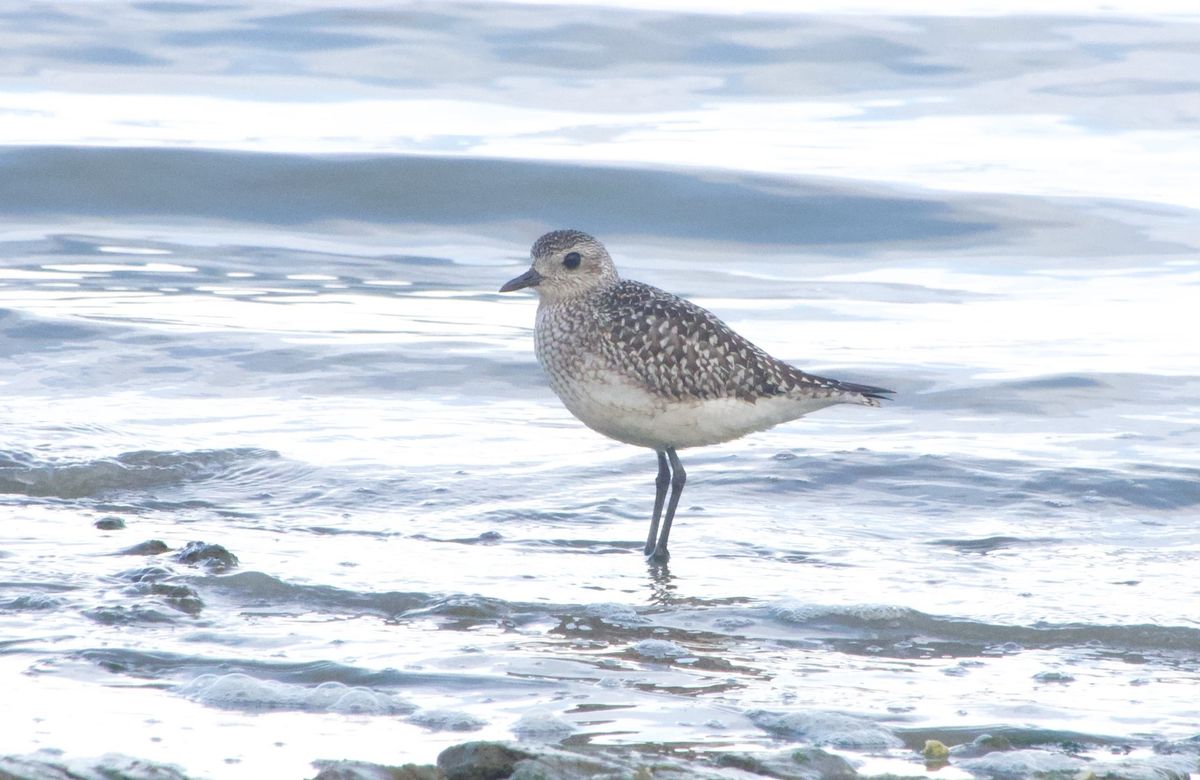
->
499;230;619;302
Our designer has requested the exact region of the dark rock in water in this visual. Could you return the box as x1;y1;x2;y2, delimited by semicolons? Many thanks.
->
119;565;173;583
310;759;440;779
118;565;203;615
0;752;197;779
142;582;204;616
715;753;771;773
1032;670;1075;683
1154;735;1200;755
953;733;1015;757
437;742;533;780
118;540;169;556
94;516;125;530
716;748;858;779
85;604;177;625
790;749;859;780
0;752;78;780
175;541;238;571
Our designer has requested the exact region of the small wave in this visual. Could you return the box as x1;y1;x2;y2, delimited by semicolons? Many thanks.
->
0;146;992;246
197;571;434;617
0;447;280;499
179;673;414;715
749;450;1200;511
766;601;1200;654
925;535;1054;554
200;572;596;628
75;648;423;688
0;593;68;612
72;648;550;698
748;709;904;749
912;372;1200;417
770;603;915;624
84;604;179;626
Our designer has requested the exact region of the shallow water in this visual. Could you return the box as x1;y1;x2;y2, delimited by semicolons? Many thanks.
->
1;3;1199;779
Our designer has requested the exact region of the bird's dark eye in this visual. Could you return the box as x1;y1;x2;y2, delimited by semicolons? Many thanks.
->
563;251;581;270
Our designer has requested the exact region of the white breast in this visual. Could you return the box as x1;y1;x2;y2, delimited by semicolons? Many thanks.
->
548;369;836;450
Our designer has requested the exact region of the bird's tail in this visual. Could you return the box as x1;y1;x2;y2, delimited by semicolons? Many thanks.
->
835;380;895;407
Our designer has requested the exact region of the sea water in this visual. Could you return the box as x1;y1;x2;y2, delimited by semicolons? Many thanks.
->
1;3;1198;778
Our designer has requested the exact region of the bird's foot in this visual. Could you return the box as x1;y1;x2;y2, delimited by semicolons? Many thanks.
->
645;545;670;564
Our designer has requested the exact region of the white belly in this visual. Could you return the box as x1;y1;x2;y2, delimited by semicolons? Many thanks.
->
550;370;836;450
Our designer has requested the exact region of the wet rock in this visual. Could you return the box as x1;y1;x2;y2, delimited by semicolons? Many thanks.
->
952;733;1014;757
119;566;173;583
121;575;203;616
118;540;169;556
1033;671;1076;683
92;753;198;779
714;748;858;779
787;749;859;779
922;739;950;762
509;756;626;780
0;752;77;780
715;753;771;774
0;751;197;779
145;582;203;615
174;541;238;571
85;605;176;625
94;516;125;530
437;742;533;780
1154;735;1200;755
310;759;439;780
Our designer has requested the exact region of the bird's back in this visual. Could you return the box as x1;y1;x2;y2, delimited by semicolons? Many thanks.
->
553;279;884;405
532;279;888;449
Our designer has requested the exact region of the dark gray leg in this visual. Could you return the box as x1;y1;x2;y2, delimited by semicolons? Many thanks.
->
648;448;686;562
644;450;670;556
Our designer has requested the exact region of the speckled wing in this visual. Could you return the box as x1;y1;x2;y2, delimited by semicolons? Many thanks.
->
594;281;887;404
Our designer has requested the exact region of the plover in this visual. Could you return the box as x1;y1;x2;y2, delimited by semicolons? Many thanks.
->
500;230;892;562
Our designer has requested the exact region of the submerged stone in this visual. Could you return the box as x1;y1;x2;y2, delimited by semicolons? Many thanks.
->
310;759;440;780
922;739;951;761
118;539;169;556
174;541;238;571
437;742;534;780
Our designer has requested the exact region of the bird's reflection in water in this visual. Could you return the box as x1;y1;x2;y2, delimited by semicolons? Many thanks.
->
646;560;677;606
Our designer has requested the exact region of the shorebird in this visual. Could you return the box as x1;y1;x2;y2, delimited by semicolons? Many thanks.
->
500;230;892;562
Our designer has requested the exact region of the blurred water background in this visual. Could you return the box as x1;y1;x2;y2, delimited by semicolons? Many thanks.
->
1;2;1199;778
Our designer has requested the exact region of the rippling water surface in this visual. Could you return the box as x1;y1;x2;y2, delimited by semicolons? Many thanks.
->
2;2;1199;779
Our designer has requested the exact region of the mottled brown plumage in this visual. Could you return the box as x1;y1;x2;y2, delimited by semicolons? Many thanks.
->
593;279;887;404
500;229;892;561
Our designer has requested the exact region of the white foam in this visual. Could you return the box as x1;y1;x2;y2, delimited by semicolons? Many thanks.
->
178;674;413;715
409;709;486;732
631;639;691;660
749;709;904;749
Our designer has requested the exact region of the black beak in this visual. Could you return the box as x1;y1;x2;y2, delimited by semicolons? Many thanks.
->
499;268;543;293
